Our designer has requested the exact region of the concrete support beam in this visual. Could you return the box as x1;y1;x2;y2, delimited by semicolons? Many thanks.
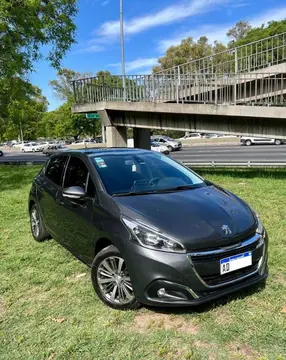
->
133;128;151;149
106;126;127;148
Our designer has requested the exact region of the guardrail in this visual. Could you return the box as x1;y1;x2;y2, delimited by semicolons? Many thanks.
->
155;32;286;75
182;161;286;167
73;72;286;106
1;158;286;168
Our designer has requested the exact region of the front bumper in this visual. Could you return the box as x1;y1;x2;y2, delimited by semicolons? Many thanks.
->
124;232;268;307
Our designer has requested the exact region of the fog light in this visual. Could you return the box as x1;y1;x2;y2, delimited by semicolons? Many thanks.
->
157;288;166;297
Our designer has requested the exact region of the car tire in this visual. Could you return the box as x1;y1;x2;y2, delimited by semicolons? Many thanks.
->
245;139;252;146
30;204;49;242
167;145;173;152
91;245;140;310
274;139;282;145
32;149;35;152
22;149;25;152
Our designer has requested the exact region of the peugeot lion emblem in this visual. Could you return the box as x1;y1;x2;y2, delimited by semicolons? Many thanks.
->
221;224;232;235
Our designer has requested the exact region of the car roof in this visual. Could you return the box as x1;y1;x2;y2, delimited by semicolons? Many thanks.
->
54;148;150;157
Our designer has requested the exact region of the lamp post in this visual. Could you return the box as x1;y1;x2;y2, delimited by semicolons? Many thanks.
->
120;0;126;101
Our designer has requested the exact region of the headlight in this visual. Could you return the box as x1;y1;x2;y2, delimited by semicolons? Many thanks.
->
253;210;264;235
122;218;186;253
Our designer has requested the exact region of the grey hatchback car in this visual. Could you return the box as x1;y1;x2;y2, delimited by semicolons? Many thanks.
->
29;149;268;310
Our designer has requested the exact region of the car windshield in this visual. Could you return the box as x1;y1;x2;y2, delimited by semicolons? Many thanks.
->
163;136;174;141
91;152;206;196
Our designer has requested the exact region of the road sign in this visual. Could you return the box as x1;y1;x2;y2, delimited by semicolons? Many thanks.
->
86;113;100;119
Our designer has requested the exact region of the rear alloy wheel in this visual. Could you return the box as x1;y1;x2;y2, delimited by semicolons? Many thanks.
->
91;245;140;310
30;204;49;242
275;139;282;145
245;139;252;146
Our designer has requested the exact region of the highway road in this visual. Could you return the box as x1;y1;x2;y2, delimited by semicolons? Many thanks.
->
1;144;286;164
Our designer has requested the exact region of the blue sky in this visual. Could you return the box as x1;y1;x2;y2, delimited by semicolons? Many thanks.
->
30;0;286;110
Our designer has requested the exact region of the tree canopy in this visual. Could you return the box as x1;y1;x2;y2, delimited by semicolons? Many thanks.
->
0;0;77;141
0;0;77;78
153;19;286;72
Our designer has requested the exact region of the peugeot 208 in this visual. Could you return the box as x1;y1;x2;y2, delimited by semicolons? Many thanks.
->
29;149;268;310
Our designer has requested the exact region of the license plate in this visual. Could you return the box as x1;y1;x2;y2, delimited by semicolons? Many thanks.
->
220;252;252;275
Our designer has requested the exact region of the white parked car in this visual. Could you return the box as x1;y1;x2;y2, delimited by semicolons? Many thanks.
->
151;141;169;154
21;142;43;152
151;136;182;152
240;137;285;146
180;133;202;140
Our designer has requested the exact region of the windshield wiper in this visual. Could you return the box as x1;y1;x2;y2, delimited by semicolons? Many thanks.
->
113;190;157;197
113;185;199;197
154;185;199;193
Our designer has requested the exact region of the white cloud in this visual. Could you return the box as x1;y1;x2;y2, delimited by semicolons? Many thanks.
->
109;57;158;73
101;0;109;6
157;6;286;53
75;44;104;53
97;0;230;38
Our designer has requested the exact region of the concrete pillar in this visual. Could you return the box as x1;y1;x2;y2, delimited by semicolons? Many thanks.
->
101;124;106;144
133;128;151;149
106;126;127;148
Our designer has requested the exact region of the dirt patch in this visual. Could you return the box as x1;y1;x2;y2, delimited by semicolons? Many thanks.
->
66;272;87;283
133;313;199;334
275;274;286;286
228;343;260;359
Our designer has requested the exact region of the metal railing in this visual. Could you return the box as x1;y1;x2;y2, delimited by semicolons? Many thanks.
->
182;161;286;168
155;32;286;76
73;73;286;106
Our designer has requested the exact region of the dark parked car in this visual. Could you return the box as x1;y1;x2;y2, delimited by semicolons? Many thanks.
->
0;150;3;157
29;149;268;310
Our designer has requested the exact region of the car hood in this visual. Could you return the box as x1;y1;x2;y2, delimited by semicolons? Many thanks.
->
114;185;257;250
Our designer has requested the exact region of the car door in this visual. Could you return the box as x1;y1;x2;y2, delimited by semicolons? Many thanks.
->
253;138;272;144
38;155;68;237
56;156;98;262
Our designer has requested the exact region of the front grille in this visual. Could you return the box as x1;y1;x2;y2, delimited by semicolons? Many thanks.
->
193;239;260;262
189;234;264;288
201;260;259;286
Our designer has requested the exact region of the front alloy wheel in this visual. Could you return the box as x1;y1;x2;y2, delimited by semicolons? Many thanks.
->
91;245;140;310
30;204;49;242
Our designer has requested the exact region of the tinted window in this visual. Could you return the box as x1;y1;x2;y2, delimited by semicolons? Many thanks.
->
45;156;67;186
64;157;88;190
91;152;205;195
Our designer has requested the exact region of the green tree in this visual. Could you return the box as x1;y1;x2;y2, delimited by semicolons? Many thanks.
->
40;102;100;141
0;78;48;141
227;21;252;42
153;37;226;72
49;69;93;102
0;0;77;78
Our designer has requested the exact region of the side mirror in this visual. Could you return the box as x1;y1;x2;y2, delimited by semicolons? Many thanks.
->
63;186;86;200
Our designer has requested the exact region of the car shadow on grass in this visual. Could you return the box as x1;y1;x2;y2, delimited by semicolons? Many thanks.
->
0;165;41;192
144;281;266;315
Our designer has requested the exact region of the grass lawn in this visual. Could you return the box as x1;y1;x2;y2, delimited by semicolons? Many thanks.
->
0;166;285;360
